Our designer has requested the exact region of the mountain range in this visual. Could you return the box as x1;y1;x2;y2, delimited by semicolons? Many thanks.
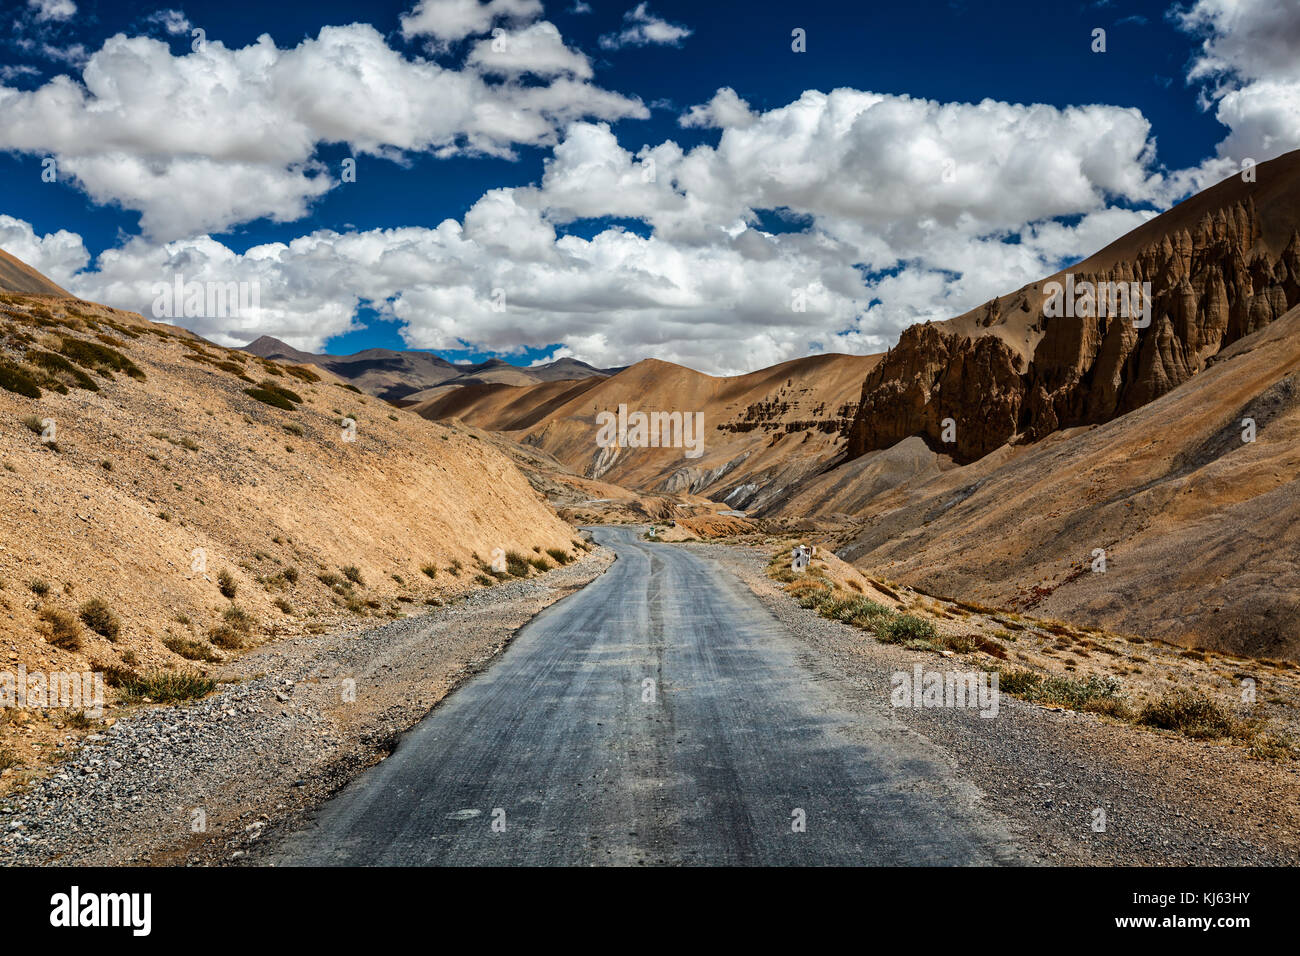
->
242;335;618;403
5;150;1300;661
414;150;1300;659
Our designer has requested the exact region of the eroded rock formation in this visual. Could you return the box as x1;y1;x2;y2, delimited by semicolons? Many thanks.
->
847;198;1300;463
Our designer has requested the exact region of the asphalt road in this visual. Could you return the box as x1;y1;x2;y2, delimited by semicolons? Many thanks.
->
272;527;1021;865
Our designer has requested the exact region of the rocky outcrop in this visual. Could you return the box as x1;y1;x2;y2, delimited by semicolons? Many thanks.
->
847;198;1300;463
846;324;1025;461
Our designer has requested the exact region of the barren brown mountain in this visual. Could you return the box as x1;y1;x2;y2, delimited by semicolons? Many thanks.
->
407;152;1300;660
0;250;69;298
414;352;878;512
786;301;1300;661
846;149;1300;462
244;335;613;403
1;276;581;697
766;152;1300;660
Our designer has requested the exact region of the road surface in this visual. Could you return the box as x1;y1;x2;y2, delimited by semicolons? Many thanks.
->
272;527;1021;865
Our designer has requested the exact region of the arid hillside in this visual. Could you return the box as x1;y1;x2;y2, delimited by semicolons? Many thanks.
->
777;301;1300;661
0;251;69;297
413;352;879;512
0;281;584;693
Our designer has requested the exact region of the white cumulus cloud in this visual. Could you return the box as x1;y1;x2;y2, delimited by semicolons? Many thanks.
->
1170;0;1300;191
599;3;692;50
28;0;76;23
400;0;543;45
0;24;646;240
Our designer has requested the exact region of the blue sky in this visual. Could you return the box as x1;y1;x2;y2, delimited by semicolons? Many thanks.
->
0;0;1295;371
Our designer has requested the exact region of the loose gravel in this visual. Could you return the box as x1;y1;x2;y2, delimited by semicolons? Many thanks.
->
0;548;612;865
7;535;1297;867
691;541;1300;866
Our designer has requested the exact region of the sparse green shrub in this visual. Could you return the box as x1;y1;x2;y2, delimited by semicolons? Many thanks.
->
839;597;895;629
163;635;222;662
937;631;1009;659
997;668;1126;714
40;606;82;650
1248;732;1296;761
420;563;438;579
28;350;99;391
475;573;495;586
217;569;237;598
282;364;320;384
208;624;243;649
545;548;572;566
1137;690;1240;739
505;551;531;577
997;669;1041;696
118;669;215;703
29;579;50;597
58;337;144;380
342;565;364;585
243;387;296;410
94;662;137;688
0;360;42;398
78;598;121;641
876;614;937;644
209;604;255;649
260;380;303;404
785;578;834;609
1036;674;1124;711
222;604;254;632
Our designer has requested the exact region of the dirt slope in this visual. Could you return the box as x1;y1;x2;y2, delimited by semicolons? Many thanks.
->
0;282;583;698
0;250;70;297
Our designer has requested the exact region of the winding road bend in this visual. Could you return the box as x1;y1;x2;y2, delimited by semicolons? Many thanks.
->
272;527;1022;866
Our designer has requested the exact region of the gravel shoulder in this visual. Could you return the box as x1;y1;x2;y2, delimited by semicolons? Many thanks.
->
7;533;1296;867
0;548;613;866
691;541;1300;866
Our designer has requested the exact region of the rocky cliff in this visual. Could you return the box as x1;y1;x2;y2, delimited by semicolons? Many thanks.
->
847;156;1300;463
